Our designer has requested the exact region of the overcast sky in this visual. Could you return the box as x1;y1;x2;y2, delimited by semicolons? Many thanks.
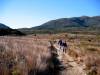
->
0;0;100;29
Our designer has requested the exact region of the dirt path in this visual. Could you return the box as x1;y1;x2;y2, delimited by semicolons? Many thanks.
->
53;44;87;75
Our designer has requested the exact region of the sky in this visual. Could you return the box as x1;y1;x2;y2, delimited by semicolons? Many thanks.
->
0;0;100;29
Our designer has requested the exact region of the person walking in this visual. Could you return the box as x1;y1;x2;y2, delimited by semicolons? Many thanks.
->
62;41;68;53
58;39;63;49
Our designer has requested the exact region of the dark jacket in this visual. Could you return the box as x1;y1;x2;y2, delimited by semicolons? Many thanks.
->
62;42;67;47
58;40;63;46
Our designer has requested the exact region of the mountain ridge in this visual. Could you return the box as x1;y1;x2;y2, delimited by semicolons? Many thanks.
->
0;23;11;29
18;16;100;34
0;23;25;36
32;16;100;29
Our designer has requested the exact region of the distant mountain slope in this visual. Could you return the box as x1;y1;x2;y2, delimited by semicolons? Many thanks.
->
19;16;100;34
0;23;10;29
0;23;25;36
32;16;100;30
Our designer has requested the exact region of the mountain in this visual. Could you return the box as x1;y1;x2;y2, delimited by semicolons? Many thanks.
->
0;23;25;36
32;16;100;29
19;16;100;34
0;23;10;29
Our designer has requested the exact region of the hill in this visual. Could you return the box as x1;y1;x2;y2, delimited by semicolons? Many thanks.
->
0;23;10;29
19;16;100;34
0;23;25;36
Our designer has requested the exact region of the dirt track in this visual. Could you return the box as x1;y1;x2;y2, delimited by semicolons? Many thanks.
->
53;44;87;75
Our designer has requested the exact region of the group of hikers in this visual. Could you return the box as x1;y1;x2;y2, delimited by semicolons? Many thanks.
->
58;39;68;53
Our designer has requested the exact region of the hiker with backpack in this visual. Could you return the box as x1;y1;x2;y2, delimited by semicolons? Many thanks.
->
58;39;68;53
62;41;68;53
58;39;63;49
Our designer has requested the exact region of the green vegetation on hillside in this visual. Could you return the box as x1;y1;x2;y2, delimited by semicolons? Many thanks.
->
18;16;100;34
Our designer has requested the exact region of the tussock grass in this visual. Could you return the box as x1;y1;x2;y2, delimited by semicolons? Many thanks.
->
0;33;100;75
0;36;52;75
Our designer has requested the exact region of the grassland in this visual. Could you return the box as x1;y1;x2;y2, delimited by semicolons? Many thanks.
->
0;33;100;75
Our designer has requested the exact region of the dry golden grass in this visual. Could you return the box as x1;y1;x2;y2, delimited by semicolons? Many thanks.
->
0;36;52;75
49;33;100;75
65;33;100;75
0;33;100;75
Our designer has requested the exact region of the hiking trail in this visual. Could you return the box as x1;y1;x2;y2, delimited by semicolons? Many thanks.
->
52;43;87;75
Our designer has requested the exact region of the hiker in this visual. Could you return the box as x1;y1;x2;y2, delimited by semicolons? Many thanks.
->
62;41;68;53
58;39;63;49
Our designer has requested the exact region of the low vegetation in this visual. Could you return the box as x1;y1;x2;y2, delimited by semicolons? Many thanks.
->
0;32;100;75
0;36;52;75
